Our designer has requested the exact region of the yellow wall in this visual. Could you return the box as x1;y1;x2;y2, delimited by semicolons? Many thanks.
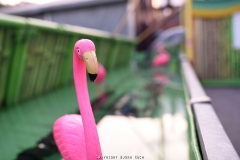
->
184;0;194;62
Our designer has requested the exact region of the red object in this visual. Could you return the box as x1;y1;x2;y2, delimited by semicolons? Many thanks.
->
152;43;170;67
153;73;169;84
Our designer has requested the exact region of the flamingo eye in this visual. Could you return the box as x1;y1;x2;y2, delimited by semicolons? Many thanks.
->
77;49;80;54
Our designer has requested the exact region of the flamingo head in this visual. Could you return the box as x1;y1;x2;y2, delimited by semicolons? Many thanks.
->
74;39;98;82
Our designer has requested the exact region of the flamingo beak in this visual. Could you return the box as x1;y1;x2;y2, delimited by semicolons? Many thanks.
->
82;51;98;82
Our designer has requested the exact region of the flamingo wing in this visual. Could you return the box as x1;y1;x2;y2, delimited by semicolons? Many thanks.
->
53;114;86;160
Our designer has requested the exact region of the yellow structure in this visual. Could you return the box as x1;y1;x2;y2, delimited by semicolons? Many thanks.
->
184;0;194;63
193;4;240;18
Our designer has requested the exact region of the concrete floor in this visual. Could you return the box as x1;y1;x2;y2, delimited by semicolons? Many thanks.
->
205;87;240;157
98;114;189;160
97;85;189;160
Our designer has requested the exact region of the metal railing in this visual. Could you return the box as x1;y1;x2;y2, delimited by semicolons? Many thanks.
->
0;13;136;107
181;54;240;160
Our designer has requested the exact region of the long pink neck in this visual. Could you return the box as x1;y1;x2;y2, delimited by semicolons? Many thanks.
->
73;53;102;160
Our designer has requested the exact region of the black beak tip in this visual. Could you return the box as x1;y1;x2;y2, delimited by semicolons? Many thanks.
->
88;73;98;82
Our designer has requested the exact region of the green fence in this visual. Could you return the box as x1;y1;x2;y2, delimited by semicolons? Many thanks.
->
191;0;240;86
194;16;240;86
0;13;136;107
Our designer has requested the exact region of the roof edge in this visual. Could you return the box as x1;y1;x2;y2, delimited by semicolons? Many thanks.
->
0;0;127;16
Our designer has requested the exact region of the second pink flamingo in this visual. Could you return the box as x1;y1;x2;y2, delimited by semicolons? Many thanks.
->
152;43;170;67
95;63;106;84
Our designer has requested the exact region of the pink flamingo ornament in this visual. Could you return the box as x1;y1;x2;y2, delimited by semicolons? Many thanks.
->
152;43;170;67
53;39;102;160
95;63;106;84
95;63;107;96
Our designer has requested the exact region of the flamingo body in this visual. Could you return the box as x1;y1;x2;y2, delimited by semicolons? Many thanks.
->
152;53;170;67
152;43;170;67
53;114;86;160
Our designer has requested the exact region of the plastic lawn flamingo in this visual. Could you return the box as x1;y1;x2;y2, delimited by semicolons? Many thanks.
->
95;63;106;84
152;43;170;67
94;63;107;97
94;63;107;96
53;39;102;160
